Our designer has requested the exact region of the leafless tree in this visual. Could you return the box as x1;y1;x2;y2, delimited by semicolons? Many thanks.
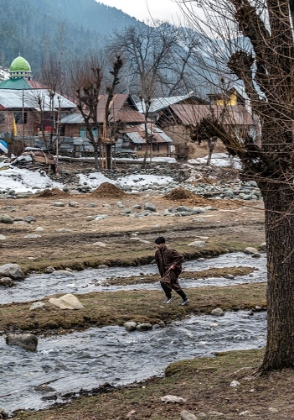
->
178;0;294;372
70;53;123;170
107;22;199;98
28;55;64;151
70;53;103;170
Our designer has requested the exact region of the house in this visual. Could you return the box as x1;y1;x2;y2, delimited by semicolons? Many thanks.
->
60;94;145;138
60;94;173;156
135;91;207;122
157;104;255;145
118;123;172;156
207;87;246;106
0;55;76;140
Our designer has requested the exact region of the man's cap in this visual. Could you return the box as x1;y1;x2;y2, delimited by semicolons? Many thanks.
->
0;140;8;154
155;236;165;244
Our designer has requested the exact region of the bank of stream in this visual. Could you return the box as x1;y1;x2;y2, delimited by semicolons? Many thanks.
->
1;310;266;416
1;252;266;305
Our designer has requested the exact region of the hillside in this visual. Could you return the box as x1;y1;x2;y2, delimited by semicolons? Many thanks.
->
0;0;141;70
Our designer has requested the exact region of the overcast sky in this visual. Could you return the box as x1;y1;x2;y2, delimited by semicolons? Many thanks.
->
97;0;184;23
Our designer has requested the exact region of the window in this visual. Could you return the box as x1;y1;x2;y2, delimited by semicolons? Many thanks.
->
0;113;5;124
14;111;27;124
152;143;159;152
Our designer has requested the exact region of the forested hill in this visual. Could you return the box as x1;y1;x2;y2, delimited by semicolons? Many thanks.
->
0;0;141;71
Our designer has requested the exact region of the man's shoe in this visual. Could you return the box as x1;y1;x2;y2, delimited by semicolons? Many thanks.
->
164;297;173;304
180;298;189;306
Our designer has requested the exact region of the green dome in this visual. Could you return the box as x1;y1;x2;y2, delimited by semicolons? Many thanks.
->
9;55;32;79
10;55;31;72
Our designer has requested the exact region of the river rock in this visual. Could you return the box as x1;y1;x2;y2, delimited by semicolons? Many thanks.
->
0;277;15;287
6;333;38;352
94;214;108;221
24;216;37;223
136;323;153;331
93;242;107;247
0;408;8;419
244;247;259;255
180;410;197;420
49;293;84;309
176;206;192;212
211;307;224;316
24;234;42;239
45;266;55;273
0;214;14;223
30;302;46;311
0;263;25;279
188;241;206;248
51;202;65;207
0;234;6;240
69;201;79;207
259;242;266;251
161;395;186;404
50;270;75;277
230;380;240;387
144;203;156;212
192;207;207;214
124;321;137;332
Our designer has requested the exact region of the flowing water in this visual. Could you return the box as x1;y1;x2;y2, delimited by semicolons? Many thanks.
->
0;310;266;415
0;252;267;304
0;252;267;415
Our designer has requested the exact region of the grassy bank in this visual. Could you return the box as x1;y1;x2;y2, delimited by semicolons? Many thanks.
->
14;347;294;420
0;282;266;336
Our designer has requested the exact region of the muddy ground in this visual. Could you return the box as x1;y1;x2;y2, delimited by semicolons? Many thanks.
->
3;160;292;420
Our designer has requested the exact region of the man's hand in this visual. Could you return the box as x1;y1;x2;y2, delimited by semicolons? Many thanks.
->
170;264;175;270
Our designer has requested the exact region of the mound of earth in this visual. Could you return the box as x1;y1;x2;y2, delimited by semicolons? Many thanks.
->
37;188;69;198
165;188;198;200
164;187;244;209
91;182;127;198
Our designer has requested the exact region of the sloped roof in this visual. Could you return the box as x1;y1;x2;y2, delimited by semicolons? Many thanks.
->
60;113;83;124
170;104;254;126
0;89;76;110
135;91;197;114
122;124;172;144
97;94;143;123
60;94;144;124
0;78;33;90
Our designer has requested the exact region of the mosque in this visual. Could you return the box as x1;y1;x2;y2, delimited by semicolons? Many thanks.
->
0;55;76;138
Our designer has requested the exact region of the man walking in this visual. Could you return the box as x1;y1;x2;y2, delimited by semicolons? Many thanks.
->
154;236;189;305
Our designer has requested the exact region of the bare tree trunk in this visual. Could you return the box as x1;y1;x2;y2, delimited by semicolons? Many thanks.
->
94;142;99;171
259;180;294;371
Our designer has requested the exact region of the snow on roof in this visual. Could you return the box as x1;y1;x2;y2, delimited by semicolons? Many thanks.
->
0;89;76;111
136;91;196;114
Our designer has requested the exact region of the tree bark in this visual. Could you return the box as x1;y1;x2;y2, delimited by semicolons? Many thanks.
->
259;179;294;371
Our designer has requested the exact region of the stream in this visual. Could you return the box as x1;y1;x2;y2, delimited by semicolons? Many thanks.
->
0;252;267;415
0;252;267;305
0;310;266;415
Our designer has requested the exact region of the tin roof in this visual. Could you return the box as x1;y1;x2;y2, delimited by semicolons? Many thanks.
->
0;78;33;90
60;94;144;124
170;105;254;126
0;89;76;111
123;123;172;144
135;91;197;114
60;113;83;124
